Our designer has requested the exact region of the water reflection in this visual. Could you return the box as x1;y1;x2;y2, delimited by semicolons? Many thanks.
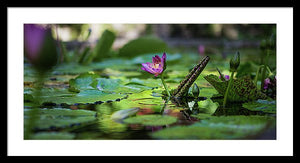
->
96;103;128;139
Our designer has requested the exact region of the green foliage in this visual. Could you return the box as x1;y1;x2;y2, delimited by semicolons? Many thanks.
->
68;72;99;92
236;61;260;78
81;30;116;64
197;98;219;114
30;88;125;105
131;53;181;64
243;99;276;114
24;108;97;130
152;115;275;139
123;115;177;126
31;132;76;140
118;36;167;58
92;30;116;62
78;46;92;64
24;44;276;140
204;74;268;102
26;71;164;105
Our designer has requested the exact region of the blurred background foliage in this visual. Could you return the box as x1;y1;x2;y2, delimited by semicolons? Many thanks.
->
25;24;276;72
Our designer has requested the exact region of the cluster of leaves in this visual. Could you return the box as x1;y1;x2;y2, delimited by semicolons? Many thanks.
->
59;29;168;65
152;115;275;139
24;43;276;140
204;74;268;102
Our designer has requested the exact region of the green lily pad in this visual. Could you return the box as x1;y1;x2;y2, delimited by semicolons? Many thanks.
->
152;115;275;139
31;132;76;140
68;72;100;92
242;99;276;113
24;108;97;130
123;115;177;126
37;88;126;105
35;72;161;105
204;74;268;102
69;72;158;94
197;98;219;114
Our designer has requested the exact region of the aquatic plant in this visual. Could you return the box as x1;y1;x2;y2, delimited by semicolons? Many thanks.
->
141;53;171;97
223;51;240;107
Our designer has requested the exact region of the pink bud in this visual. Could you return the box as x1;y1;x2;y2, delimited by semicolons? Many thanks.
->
198;45;205;56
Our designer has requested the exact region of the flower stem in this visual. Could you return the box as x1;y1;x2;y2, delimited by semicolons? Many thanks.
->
223;71;235;108
254;65;264;88
160;73;171;97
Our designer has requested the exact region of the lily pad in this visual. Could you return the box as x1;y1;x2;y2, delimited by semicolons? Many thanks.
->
152;115;275;139
197;98;219;114
24;108;97;130
204;74;268;102
37;88;126;105
242;99;276;114
31;132;76;140
123;114;177;126
69;72;158;95
68;72;100;92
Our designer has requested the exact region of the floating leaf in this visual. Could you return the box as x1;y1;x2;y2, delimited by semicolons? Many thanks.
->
123;115;177;126
204;74;268;102
31;132;75;140
38;88;126;105
152;115;275;139
242;100;276;113
68;72;99;92
197;98;219;114
24;108;97;130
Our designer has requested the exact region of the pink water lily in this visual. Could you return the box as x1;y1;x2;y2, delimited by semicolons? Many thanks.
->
141;52;170;97
141;53;166;77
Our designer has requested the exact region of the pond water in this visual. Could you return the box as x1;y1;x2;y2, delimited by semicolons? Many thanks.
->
24;51;276;140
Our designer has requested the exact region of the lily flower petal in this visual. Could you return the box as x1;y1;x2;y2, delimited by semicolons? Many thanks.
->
141;53;167;77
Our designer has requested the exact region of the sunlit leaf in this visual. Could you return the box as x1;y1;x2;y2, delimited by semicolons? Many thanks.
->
123;114;177;126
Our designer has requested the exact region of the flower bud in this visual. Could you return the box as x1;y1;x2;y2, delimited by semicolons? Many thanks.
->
24;24;58;73
230;51;240;72
191;83;200;98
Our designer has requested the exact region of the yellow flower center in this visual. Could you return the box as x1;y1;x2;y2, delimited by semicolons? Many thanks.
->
153;63;160;68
